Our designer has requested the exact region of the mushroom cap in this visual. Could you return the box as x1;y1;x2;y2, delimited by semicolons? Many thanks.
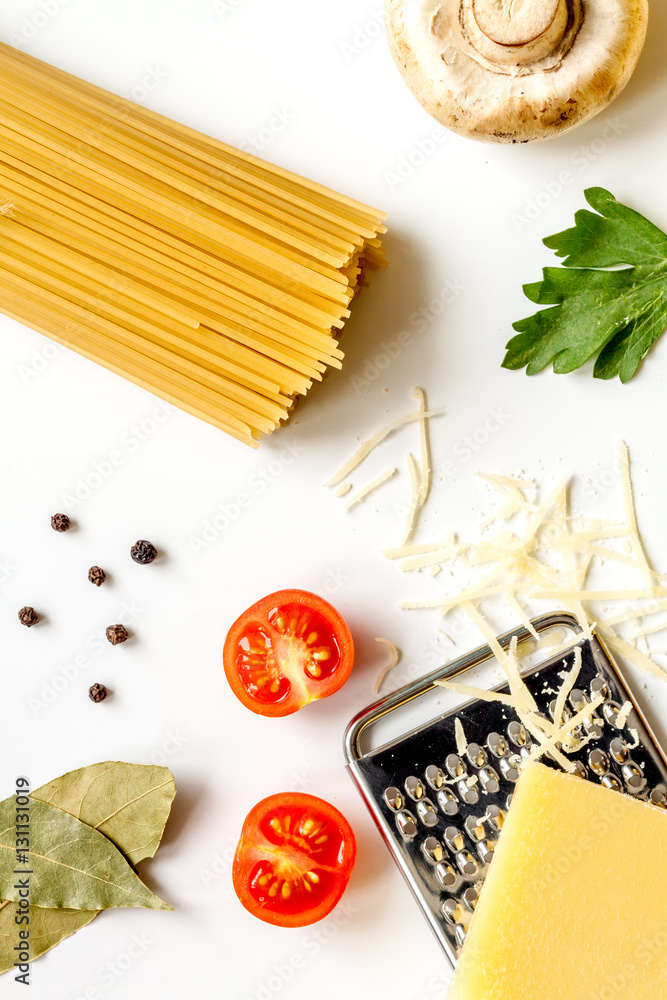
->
386;0;649;143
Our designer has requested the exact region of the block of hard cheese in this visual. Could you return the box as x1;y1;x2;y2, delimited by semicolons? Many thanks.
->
448;761;667;1000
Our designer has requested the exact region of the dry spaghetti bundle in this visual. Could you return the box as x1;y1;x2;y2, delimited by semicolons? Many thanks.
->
0;42;386;446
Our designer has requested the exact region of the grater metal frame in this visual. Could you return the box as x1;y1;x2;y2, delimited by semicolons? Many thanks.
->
344;611;667;965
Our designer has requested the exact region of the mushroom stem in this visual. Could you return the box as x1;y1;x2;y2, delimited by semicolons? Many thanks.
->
463;0;573;66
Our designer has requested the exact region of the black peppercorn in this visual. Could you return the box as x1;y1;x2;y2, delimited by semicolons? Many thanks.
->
18;606;39;627
131;540;158;565
89;683;108;703
51;513;71;532
88;566;106;587
106;624;129;645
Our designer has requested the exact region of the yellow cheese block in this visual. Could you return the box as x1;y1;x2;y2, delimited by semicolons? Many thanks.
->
448;761;667;1000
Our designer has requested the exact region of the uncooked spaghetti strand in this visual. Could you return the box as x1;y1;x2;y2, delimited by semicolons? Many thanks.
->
0;110;352;304
0;75;363;261
0;42;386;227
7;180;343;361
0;139;351;329
11;192;344;374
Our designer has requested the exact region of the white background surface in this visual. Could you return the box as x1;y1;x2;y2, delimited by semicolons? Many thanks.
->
1;1;667;997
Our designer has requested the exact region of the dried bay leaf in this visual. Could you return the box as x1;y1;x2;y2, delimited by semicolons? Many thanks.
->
0;762;175;973
0;904;95;975
0;798;172;911
33;762;176;865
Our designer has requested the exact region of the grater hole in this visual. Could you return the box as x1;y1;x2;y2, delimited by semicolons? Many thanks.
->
462;887;478;910
384;787;403;811
456;851;477;876
487;731;508;757
436;862;458;889
477;840;494;865
464;815;485;842
437;788;459;817
457;778;479;805
479;766;500;793
485;804;506;831
444;826;465;852
622;762;646;795
466;742;488;768
422;836;444;863
396;811;418;839
500;755;521;783
650;785;667;808
588;749;609;775
425;764;445;789
601;773;622;792
442;898;459;924
610;737;628;764
570;688;588;711
507;721;530;748
446;753;467;778
590;676;609;700
405;776;425;801
417;799;439;827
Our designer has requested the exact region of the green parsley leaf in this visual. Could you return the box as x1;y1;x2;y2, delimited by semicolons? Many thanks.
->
503;187;667;382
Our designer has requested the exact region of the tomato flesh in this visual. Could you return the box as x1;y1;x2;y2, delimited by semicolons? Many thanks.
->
224;590;354;717
233;793;356;927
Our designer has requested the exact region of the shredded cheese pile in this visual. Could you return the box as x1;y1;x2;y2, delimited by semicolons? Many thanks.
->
397;442;667;688
326;395;667;747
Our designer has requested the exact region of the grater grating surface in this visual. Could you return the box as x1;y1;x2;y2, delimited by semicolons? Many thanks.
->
344;612;667;966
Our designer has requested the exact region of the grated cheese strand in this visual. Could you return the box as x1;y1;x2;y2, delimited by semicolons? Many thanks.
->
335;482;353;498
344;467;397;510
398;546;458;572
535;587;667;603
435;678;518;708
399;453;422;547
413;387;432;509
599;599;667;630
382;536;456;560
553;647;582;730
373;638;401;695
324;406;442;487
454;717;468;757
628;618;667;641
505;592;539;639
463;603;538;716
618;440;654;594
599;630;667;683
615;700;633;730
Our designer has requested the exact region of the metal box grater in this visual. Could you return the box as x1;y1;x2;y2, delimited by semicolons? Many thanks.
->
344;611;667;966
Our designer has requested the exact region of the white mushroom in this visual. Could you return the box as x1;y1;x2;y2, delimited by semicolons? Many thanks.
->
386;0;648;142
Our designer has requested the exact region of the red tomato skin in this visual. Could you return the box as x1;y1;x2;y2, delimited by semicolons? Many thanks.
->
232;793;357;928
223;589;355;718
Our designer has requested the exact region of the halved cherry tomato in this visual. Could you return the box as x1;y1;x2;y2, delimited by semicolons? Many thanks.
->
232;792;357;927
223;589;354;717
